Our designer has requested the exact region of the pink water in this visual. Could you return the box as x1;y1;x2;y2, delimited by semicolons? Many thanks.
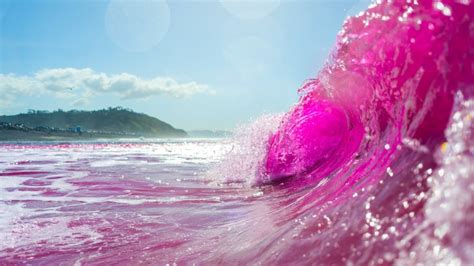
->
0;140;257;264
2;0;474;264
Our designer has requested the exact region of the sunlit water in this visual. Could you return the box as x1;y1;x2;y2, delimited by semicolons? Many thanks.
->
0;139;266;264
2;0;474;265
1;102;473;265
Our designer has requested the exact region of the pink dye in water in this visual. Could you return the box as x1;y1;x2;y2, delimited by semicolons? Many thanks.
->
2;0;474;264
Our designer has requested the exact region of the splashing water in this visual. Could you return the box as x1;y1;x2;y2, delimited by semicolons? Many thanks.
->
206;113;284;185
1;0;474;264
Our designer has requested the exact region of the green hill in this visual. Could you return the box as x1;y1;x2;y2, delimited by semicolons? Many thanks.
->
0;107;187;137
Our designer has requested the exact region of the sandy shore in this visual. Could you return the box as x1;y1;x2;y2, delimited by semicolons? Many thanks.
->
0;129;136;141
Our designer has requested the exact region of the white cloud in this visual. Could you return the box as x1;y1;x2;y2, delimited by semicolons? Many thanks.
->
0;68;213;108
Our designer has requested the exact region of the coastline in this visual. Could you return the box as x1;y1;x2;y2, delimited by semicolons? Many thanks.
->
0;129;186;141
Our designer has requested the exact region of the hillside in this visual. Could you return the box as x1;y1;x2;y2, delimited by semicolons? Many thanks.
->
0;107;187;137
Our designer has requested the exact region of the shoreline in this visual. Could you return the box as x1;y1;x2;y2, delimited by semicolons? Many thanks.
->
0;129;186;141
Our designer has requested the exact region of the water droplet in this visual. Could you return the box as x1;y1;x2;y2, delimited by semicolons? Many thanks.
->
386;167;394;177
434;2;452;16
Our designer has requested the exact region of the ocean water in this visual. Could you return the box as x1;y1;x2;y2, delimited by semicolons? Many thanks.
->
0;103;472;265
2;0;474;264
0;139;246;264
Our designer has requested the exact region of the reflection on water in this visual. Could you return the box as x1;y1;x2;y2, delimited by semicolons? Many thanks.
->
0;139;270;264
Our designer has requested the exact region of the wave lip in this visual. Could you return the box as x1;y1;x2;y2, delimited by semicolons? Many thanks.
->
259;0;474;189
243;0;474;264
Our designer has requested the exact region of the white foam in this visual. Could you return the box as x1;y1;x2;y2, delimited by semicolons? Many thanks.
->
207;113;284;184
398;94;474;265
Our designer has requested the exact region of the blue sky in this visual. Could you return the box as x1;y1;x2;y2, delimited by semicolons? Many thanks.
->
0;0;370;130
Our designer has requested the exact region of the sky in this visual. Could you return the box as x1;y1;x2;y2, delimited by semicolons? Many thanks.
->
0;0;371;131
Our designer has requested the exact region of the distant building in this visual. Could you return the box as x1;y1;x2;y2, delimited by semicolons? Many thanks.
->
75;126;83;135
0;122;12;127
